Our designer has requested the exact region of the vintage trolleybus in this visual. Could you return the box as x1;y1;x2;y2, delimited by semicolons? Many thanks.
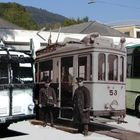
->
35;33;126;122
0;40;35;129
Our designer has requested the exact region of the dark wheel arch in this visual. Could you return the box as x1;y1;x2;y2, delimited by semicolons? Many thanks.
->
0;123;10;130
135;97;140;118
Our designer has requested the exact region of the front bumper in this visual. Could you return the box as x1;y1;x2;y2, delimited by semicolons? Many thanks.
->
0;114;36;124
91;109;126;117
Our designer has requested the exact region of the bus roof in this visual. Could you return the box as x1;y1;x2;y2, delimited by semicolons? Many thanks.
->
36;33;126;57
126;44;140;49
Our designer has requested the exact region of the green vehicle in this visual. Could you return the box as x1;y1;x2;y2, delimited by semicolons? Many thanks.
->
126;44;140;117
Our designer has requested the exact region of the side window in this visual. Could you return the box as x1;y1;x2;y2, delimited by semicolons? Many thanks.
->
127;55;132;78
120;56;124;82
61;57;73;86
0;62;8;84
39;60;53;82
127;48;140;78
35;63;38;82
98;53;105;80
108;54;118;81
78;56;87;80
78;55;92;81
133;54;140;77
61;57;73;108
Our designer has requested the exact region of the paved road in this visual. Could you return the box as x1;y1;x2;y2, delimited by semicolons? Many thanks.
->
0;120;116;140
1;114;140;140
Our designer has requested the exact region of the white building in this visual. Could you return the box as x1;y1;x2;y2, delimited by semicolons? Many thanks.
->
0;28;140;59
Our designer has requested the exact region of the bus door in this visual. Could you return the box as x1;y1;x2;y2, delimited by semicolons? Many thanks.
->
78;55;93;107
37;59;54;120
60;56;73;119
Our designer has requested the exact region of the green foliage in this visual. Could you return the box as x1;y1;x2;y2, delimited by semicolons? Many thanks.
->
25;6;67;28
0;2;89;30
0;2;38;30
63;16;89;27
43;17;89;30
44;22;61;30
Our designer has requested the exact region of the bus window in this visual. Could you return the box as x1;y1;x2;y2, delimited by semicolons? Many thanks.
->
0;62;8;84
108;54;118;81
35;63;38;82
133;54;140;77
90;55;92;80
78;55;92;80
78;57;87;80
127;55;132;78
39;60;53;82
9;60;33;84
98;53;105;80
61;57;73;86
127;47;140;78
61;57;73;107
120;56;124;82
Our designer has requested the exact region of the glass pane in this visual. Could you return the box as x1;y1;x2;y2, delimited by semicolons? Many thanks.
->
108;54;118;81
133;55;140;77
0;62;8;84
61;57;73;86
127;55;132;78
78;57;87;80
120;56;124;82
61;57;73;107
12;62;33;84
98;53;105;80
39;60;53;82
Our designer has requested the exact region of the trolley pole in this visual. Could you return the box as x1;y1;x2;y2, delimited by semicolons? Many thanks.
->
30;38;35;83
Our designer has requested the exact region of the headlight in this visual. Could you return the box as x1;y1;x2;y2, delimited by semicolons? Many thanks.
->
105;100;118;110
110;100;118;110
28;104;34;111
104;103;110;110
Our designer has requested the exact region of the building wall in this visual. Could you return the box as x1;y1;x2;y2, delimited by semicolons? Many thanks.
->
0;28;140;58
0;28;86;57
113;26;136;38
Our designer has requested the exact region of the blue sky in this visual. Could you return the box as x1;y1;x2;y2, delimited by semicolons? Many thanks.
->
0;0;140;24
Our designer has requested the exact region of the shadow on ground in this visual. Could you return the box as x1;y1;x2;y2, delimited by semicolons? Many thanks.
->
0;129;28;138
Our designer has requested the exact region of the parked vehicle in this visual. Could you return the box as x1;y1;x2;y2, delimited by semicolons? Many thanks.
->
126;44;140;117
0;41;35;129
35;33;126;123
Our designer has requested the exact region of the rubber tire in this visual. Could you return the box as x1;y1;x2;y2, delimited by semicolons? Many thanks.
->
0;123;10;130
135;98;140;118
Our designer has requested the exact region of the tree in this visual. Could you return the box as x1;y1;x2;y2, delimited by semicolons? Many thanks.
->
63;17;89;27
0;2;38;30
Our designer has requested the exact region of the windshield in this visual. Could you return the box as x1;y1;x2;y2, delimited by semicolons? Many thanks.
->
0;61;8;84
12;62;33;84
0;54;33;84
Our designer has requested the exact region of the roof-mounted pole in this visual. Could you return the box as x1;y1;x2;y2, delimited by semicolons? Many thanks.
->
56;26;61;44
36;27;46;41
48;28;52;45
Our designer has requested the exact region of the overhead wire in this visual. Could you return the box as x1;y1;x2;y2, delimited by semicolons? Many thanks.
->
88;0;140;10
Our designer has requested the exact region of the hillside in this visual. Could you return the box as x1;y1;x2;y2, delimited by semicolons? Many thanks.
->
0;2;89;30
0;2;38;30
0;2;68;30
25;6;68;28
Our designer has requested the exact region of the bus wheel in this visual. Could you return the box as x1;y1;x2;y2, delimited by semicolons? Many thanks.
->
0;123;10;130
135;98;140;118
